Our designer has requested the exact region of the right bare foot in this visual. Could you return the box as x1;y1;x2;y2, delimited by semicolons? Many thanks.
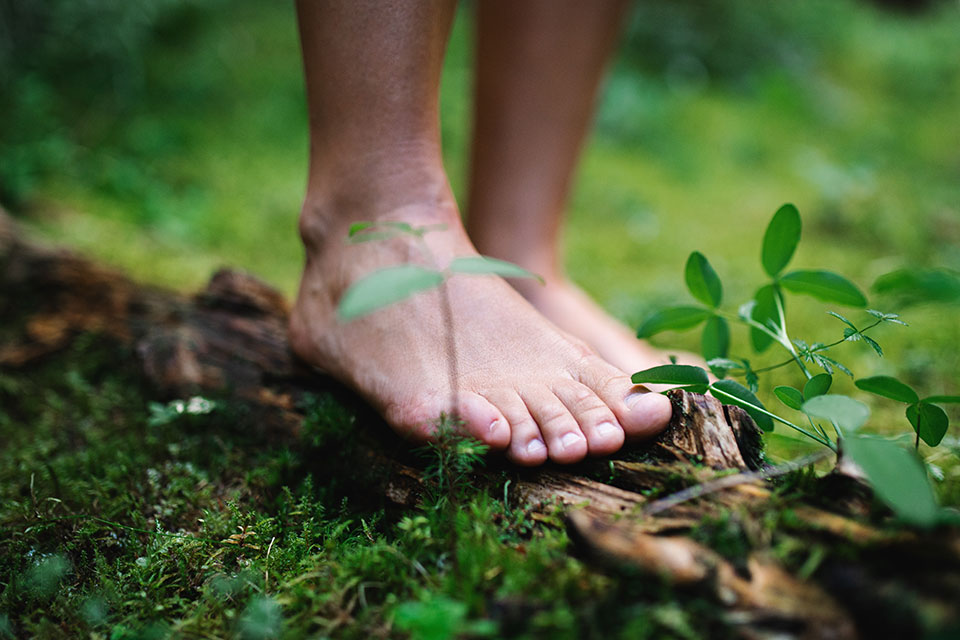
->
289;191;672;466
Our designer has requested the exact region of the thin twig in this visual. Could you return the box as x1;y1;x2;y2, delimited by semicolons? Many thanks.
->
642;450;831;516
264;535;276;592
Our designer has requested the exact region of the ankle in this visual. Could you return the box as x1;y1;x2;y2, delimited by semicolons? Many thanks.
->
299;162;457;253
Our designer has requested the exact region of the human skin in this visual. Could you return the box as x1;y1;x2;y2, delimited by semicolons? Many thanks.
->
467;0;672;374
289;0;672;466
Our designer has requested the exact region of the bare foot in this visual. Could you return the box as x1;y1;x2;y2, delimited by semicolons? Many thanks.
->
512;277;688;375
289;195;672;466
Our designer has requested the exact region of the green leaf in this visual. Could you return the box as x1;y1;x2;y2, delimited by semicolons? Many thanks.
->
636;306;711;338
872;268;960;305
802;394;869;432
337;265;444;320
862;335;883;357
780;270;868;307
811;353;853;378
709;379;774;432
632;364;709;386
906;402;949;447
774;386;804;410
706;358;741;380
706;358;743;371
762;203;802;277
750;285;781;353
347;221;418;243
925;395;960;404
826;310;857;331
855;376;919;404
684;252;723;307
673;384;711;394
803;373;833;400
448;256;544;283
701;316;730;360
843;435;939;527
866;309;908;325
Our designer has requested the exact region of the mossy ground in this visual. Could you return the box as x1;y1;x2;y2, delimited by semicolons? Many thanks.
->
0;335;739;639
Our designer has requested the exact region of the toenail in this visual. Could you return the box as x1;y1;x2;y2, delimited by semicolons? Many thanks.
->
526;439;547;456
488;418;502;434
626;391;660;410
560;432;583;449
595;421;620;438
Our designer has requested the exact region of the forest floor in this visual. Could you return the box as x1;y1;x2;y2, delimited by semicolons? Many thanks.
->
2;0;960;637
0;219;958;639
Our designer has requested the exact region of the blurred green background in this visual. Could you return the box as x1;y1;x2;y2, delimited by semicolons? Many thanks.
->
2;0;959;454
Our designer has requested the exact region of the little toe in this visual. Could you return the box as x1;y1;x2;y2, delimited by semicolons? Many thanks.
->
482;389;548;466
458;391;511;450
552;379;624;456
575;354;673;439
520;386;588;464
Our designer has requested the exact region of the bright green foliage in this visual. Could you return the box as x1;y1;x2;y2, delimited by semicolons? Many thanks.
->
709;380;774;432
701;316;730;360
907;403;949;448
447;256;544;282
749;285;781;352
761;203;801;277
631;364;709;386
854;377;958;447
633;203;957;525
873;268;960;305
803;374;833;401
684;251;722;307
337;222;540;321
338;265;445;320
394;596;496;640
347;220;420;244
842;436;941;528
802;395;869;433
774;386;804;411
779;270;867;307
636;306;711;338
855;376;919;404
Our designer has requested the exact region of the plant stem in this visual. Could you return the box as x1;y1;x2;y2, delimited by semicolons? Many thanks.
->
829;419;843;440
772;291;813;380
732;319;886;376
808;415;831;442
709;385;836;450
414;234;460;418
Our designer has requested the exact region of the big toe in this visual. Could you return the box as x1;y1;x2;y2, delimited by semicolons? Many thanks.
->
575;355;673;439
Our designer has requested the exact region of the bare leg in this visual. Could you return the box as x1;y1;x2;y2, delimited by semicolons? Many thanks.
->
290;0;671;465
466;0;669;373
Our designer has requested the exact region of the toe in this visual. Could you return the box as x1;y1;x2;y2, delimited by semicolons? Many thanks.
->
551;379;624;456
458;391;510;450
620;388;673;438
519;386;588;464
574;354;673;439
483;389;548;466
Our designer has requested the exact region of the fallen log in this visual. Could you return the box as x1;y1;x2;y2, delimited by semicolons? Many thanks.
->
2;209;958;639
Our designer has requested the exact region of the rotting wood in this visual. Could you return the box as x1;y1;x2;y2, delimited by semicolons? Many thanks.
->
567;509;858;640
